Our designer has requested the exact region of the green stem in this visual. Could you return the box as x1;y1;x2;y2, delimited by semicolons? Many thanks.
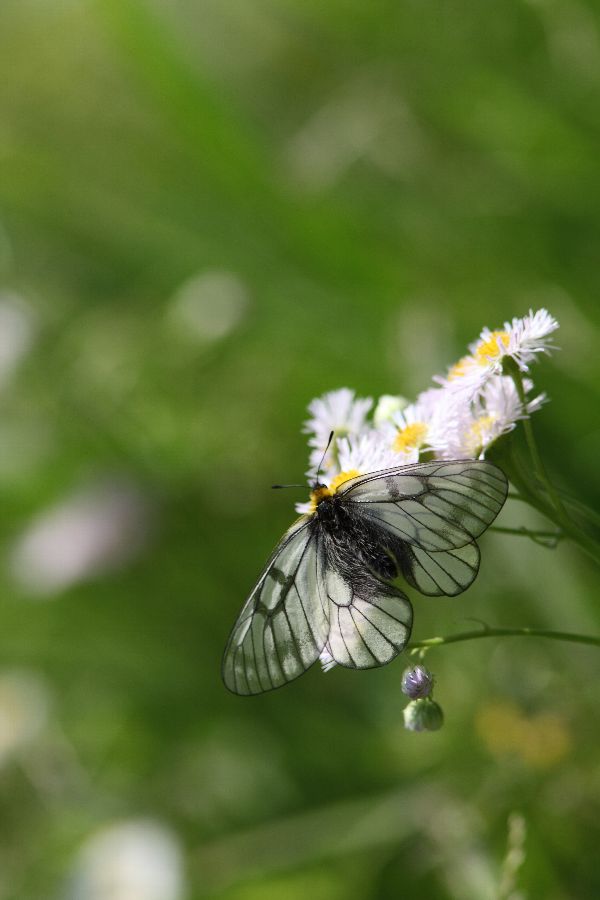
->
409;627;600;651
496;360;600;566
489;525;562;539
505;360;569;523
521;416;570;522
489;525;563;547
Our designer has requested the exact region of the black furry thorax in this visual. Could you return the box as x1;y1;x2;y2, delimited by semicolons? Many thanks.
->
312;494;401;583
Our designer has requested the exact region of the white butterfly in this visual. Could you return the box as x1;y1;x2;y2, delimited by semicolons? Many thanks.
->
222;460;507;695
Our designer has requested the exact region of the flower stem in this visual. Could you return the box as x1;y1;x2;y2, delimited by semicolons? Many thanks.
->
505;360;569;523
409;627;600;652
498;359;600;565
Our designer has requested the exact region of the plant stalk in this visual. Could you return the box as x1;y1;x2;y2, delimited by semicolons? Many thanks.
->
409;627;600;652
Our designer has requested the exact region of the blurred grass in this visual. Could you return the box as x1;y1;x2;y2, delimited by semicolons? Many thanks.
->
0;0;600;897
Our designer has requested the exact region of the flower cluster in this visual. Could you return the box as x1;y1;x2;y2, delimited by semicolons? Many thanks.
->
296;308;559;683
297;308;558;517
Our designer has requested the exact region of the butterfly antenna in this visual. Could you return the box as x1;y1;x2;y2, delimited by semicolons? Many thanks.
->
272;431;335;491
314;430;334;486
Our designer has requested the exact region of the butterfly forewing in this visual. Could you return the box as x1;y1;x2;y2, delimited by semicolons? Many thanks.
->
222;519;330;695
340;460;507;551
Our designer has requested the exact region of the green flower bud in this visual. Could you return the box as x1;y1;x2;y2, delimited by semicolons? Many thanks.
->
373;395;409;427
403;698;444;732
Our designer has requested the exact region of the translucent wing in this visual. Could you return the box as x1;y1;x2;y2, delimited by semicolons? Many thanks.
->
339;460;507;553
398;540;480;596
222;519;329;695
323;564;413;669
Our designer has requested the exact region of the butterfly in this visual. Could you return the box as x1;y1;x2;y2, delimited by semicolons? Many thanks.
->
222;459;507;695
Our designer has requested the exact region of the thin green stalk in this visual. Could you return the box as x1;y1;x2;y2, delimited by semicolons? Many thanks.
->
521;415;570;523
495;361;600;565
409;627;600;652
505;360;569;523
489;525;563;540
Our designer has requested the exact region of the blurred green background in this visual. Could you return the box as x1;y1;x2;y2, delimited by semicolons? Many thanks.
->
0;1;599;897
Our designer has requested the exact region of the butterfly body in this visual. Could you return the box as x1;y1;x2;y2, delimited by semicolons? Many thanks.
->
223;460;508;695
314;495;402;584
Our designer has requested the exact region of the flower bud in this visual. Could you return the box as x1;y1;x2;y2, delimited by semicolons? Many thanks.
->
401;665;434;699
403;698;444;732
373;394;409;427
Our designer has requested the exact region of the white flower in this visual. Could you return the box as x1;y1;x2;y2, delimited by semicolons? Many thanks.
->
504;308;559;370
433;354;489;403
435;308;559;401
384;388;445;457
295;431;403;515
304;388;372;478
68;819;185;900
432;375;545;459
473;307;559;372
10;480;150;598
337;431;407;473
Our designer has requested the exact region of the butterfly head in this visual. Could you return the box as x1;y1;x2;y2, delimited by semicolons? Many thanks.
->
308;469;361;514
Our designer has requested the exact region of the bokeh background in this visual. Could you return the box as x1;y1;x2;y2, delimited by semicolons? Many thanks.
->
1;1;600;898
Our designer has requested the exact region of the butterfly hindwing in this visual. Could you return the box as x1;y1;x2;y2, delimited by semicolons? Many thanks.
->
399;540;480;596
324;565;413;668
222;519;329;695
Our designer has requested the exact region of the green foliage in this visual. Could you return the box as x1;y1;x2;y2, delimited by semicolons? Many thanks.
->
0;0;599;897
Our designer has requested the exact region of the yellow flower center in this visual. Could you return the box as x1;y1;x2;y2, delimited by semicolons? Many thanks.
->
447;355;475;380
447;331;510;380
475;330;509;365
393;422;428;453
308;469;360;513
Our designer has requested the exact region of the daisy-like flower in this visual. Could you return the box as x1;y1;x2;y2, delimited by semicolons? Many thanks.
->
432;375;545;460
304;388;373;479
437;308;559;401
385;388;444;458
337;431;407;473
296;309;555;508
504;308;559;370
294;431;403;516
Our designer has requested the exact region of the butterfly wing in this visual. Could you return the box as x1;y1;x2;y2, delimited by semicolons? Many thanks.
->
339;460;507;550
222;518;330;695
338;460;506;596
324;564;413;668
223;459;507;690
398;540;480;596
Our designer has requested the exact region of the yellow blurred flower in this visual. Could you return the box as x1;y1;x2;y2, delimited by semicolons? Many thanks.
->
475;701;571;770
